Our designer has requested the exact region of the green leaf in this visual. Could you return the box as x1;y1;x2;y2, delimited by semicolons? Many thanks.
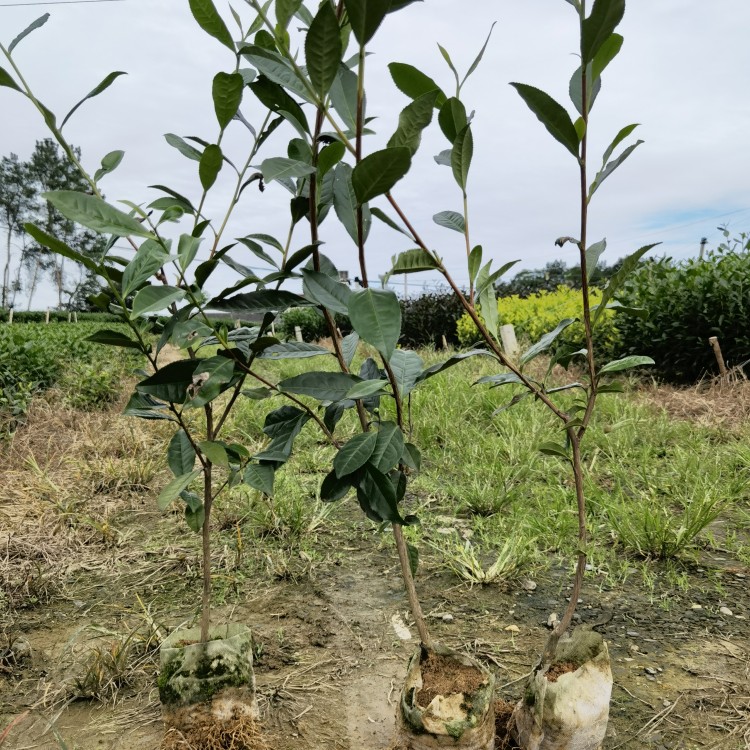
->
249;74;310;133
189;0;236;52
199;144;223;191
401;442;421;471
61;71;126;129
569;62;600;116
41;191;154;238
212;72;244;129
357;463;402;523
280;371;361;402
24;223;100;272
582;0;625;65
521;318;575;365
417;350;494;382
388;62;446;108
342;332;359;367
589;140;644;199
346;379;389;400
585;238;606;281
461;22;496;87
344;0;391;45
320;470;353;502
478;274;498;339
509;83;580;158
370;422;404;473
123;391;174;420
333;162;371;244
334;432;378;477
157;470;201;511
261;157;316;183
406;542;419;577
276;0;302;29
433;210;465;233
85;329;141;349
371;207;412;238
329;64;359;130
184;502;205;533
468;245;482;286
451;124;473;191
318;141;346;180
475;372;524;388
178;233;202;271
187;357;236;408
137;359;201;404
0;66;22;92
602;123;639;165
123;239;170;296
538;442;571;460
592;32;623;80
244;463;275;496
236;236;280;267
260;342;331;359
348;288;401;361
352;147;411;204
94;150;125;182
168;430;196;476
306;0;341;99
597;381;624;394
9;13;49;53
132;285;186;317
389;350;423;398
388;248;438;276
255;406;310;462
593;243;660;326
302;269;352;314
241;45;314;104
199;440;229;467
387;90;438;156
438;97;467;144
599;355;655;374
208;289;306;315
165;133;203;162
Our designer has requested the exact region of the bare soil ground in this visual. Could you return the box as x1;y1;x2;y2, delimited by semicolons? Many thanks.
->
2;387;749;750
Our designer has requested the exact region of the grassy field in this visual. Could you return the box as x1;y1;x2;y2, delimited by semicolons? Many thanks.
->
1;326;749;748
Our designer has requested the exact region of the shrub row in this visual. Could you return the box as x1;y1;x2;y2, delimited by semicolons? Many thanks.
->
617;238;750;382
0;322;143;432
277;290;465;348
0;309;122;324
456;286;620;362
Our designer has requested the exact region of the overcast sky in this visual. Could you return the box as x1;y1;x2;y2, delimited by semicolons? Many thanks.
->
2;0;749;309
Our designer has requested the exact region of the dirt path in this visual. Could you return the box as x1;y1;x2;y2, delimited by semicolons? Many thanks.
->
2;394;749;749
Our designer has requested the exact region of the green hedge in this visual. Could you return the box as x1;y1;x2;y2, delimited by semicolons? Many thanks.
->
400;291;465;348
0;309;122;324
617;237;750;382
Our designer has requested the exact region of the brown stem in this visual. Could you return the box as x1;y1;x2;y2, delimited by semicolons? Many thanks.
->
542;433;587;663
355;45;368;287
200;404;214;644
393;523;432;647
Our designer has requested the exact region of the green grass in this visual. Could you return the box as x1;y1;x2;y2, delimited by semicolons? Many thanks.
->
214;346;750;588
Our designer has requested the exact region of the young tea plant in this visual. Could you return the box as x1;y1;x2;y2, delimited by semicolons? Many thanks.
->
375;0;658;669
0;9;344;650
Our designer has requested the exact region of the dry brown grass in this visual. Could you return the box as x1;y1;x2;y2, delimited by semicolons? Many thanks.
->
637;372;750;429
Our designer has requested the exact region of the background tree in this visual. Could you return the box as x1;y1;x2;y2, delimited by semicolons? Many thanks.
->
0;139;105;311
0;153;35;308
495;257;625;298
27;139;106;309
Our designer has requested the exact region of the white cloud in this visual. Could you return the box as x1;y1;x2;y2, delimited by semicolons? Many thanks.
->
1;0;749;308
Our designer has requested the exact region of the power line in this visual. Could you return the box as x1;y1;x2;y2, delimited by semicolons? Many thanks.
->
0;0;126;6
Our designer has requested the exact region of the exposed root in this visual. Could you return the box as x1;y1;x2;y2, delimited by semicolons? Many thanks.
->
161;716;269;750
